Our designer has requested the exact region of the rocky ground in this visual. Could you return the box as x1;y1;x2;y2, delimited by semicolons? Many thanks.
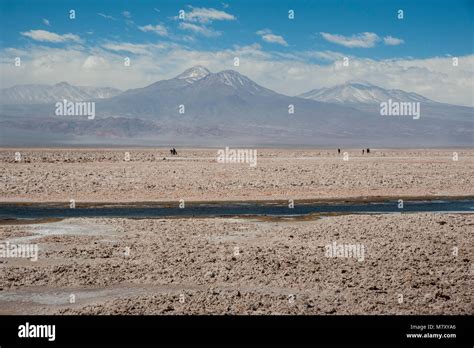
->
0;213;472;315
1;148;472;315
1;148;473;202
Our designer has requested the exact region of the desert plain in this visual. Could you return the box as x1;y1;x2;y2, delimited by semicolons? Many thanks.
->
0;148;473;314
0;148;473;202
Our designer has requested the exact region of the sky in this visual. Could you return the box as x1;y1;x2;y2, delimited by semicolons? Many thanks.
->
0;0;473;106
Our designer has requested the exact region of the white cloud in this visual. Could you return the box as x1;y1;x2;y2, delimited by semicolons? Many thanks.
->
178;22;220;37
138;24;168;36
304;50;346;61
97;13;117;21
102;42;157;55
256;29;288;46
42;19;50;26
320;32;380;48
173;7;235;40
383;36;404;46
20;30;81;43
122;11;131;18
184;7;236;23
82;55;108;69
101;42;173;55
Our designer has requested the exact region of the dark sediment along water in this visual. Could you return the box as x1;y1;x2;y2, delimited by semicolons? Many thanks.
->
0;200;473;220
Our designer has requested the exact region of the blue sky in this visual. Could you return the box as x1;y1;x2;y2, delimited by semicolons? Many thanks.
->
1;0;472;58
1;0;473;105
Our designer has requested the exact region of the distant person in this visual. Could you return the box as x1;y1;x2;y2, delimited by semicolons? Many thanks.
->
173;148;178;156
362;149;365;155
367;148;370;154
170;149;174;155
338;148;341;154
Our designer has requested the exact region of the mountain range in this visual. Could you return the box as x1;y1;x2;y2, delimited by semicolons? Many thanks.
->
0;82;121;105
0;66;472;147
298;81;431;105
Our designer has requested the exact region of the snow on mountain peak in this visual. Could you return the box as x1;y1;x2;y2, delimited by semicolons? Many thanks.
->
344;80;375;88
176;66;211;83
169;66;274;96
206;69;272;95
0;83;122;104
299;82;431;104
217;70;247;87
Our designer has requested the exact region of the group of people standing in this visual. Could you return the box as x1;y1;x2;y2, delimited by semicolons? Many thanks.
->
170;147;371;156
337;148;371;154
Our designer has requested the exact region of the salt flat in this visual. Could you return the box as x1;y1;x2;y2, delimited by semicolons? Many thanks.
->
1;148;473;202
0;214;472;314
